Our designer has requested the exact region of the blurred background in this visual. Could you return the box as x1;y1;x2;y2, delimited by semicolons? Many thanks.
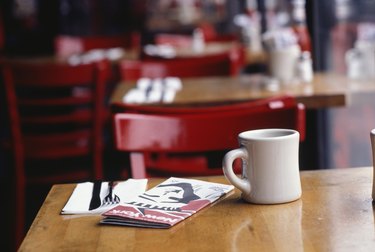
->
2;0;375;179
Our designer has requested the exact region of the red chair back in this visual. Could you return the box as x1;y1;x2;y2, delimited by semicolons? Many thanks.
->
54;32;140;57
197;22;239;42
154;27;238;47
119;46;244;80
1;59;110;248
155;34;193;47
113;96;305;178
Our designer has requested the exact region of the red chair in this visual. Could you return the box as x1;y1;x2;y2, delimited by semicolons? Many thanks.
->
113;96;305;178
197;22;239;42
119;46;245;80
154;33;237;47
54;32;140;58
154;34;193;48
154;23;238;47
0;59;110;249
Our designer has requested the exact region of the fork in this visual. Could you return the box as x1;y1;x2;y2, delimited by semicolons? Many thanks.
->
101;181;120;206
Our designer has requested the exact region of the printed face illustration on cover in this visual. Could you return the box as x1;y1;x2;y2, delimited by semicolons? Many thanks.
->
101;178;235;228
139;182;200;206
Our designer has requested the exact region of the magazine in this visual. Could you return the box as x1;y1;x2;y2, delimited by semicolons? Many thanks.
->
101;177;234;228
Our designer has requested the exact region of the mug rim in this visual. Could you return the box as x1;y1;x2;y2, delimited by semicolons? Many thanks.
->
239;128;298;140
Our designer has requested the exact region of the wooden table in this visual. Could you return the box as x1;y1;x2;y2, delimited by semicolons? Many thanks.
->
0;47;139;66
19;167;375;251
110;73;375;109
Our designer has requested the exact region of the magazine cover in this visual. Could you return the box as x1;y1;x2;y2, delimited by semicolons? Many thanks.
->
101;177;234;228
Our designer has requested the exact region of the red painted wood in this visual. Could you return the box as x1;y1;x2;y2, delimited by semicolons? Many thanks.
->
113;96;305;178
1;59;110;248
120;46;245;80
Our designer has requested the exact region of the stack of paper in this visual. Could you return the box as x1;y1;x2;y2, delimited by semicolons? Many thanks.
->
101;177;234;228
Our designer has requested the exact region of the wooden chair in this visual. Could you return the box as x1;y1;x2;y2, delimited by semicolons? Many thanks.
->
54;32;140;58
0;59;110;249
119;46;245;80
113;96;305;178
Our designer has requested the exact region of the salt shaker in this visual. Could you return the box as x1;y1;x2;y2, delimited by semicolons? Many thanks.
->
296;51;313;83
192;28;205;53
345;48;364;80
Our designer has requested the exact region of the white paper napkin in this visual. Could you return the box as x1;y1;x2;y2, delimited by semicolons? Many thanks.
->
122;77;182;104
122;78;151;103
136;77;152;90
61;179;148;215
67;48;126;66
122;88;147;103
164;77;182;91
163;77;182;103
144;44;176;58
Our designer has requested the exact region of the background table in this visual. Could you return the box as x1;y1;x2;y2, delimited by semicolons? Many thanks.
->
111;73;375;109
19;167;375;251
111;72;375;169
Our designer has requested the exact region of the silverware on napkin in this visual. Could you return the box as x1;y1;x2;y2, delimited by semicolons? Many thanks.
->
89;181;102;210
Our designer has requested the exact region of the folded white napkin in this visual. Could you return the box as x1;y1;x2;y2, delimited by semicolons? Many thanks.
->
67;47;126;66
122;77;182;104
136;77;152;90
163;77;182;103
164;77;182;91
61;179;148;215
123;88;148;103
144;44;176;58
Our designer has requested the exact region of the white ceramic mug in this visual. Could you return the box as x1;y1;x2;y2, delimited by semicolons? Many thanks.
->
222;128;302;204
370;129;375;200
268;45;301;84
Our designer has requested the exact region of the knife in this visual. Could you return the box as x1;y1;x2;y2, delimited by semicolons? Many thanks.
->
89;181;102;210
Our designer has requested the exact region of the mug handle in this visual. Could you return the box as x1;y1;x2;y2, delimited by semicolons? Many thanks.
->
222;147;251;195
